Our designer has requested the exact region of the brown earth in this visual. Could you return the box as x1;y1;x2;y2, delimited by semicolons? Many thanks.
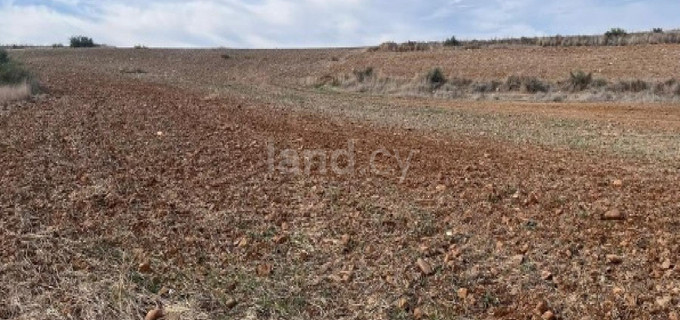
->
1;47;680;319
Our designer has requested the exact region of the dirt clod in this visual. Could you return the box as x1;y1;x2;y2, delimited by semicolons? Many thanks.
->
535;300;549;315
542;311;556;320
606;255;624;264
602;209;625;221
144;308;164;320
417;258;433;275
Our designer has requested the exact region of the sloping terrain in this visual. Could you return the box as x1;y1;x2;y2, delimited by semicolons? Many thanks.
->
1;47;680;319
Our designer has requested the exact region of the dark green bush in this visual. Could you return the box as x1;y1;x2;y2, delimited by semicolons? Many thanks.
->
0;49;38;93
443;36;461;46
605;28;627;38
426;68;447;88
0;61;32;85
653;28;664;33
69;36;96;48
0;49;8;64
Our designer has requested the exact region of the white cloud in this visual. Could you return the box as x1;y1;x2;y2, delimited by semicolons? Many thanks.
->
1;0;678;48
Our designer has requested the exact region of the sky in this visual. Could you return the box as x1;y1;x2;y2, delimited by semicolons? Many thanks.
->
1;0;679;48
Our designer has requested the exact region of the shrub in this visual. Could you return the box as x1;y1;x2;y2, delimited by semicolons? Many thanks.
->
426;68;447;88
353;67;374;82
569;71;593;91
611;79;649;92
505;75;523;91
473;80;502;93
591;78;608;88
505;76;549;93
0;61;32;85
52;43;64;48
443;36;461;47
653;28;664;33
605;28;627;38
134;44;148;49
69;36;96;48
524;77;550;93
0;49;38;94
0;49;8;64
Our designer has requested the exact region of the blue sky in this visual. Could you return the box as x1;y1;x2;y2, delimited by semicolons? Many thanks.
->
1;0;678;48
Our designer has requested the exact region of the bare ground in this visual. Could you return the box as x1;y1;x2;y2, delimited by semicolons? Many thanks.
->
1;47;680;319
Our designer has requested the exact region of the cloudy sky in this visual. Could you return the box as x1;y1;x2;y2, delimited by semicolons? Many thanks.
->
1;0;678;48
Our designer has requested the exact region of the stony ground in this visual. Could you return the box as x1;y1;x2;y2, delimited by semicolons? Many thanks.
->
1;47;680;319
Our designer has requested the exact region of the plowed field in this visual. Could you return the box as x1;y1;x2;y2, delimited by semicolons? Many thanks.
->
2;47;680;319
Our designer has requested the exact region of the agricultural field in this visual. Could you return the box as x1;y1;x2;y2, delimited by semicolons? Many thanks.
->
2;44;680;320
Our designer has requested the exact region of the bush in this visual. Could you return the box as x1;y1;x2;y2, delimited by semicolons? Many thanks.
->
353;67;374;82
0;49;8;64
605;28;627;38
134;44;148;49
611;79;649;92
473;81;502;93
0;49;38;95
443;36;461;47
70;36;96;48
653;28;664;33
52;43;64;48
426;68;447;88
569;71;593;91
505;76;549;93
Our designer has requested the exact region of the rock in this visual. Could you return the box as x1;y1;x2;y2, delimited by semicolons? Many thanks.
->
158;286;171;296
256;263;273;277
145;308;164;320
273;234;288;244
661;259;672;270
435;184;447;192
656;296;672;308
541;270;553;280
225;298;238;309
413;307;425;320
612;287;625;295
457;288;468;299
612;179;623;187
138;260;152;274
511;254;525;266
340;234;351;247
669;311;678;320
542;311;556;320
417;258;433;275
396;298;409;310
535;300;549;315
624;294;637;307
602;209;625;221
606;254;624;264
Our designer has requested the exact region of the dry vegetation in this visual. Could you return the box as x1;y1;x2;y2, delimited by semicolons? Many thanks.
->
311;68;680;102
372;29;680;52
0;49;36;104
0;83;31;104
2;44;680;320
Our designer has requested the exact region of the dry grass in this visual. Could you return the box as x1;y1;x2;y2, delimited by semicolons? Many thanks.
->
0;83;31;104
311;69;680;103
